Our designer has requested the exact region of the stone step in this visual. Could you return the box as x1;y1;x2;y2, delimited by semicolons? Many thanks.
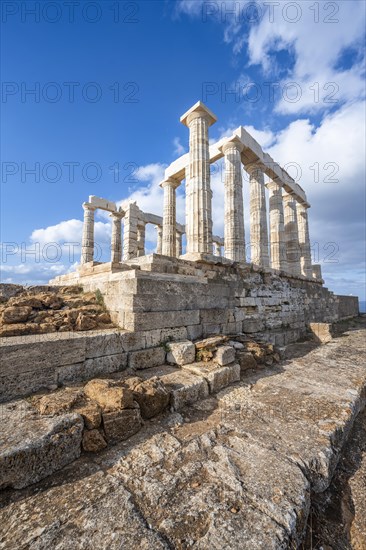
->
0;400;83;490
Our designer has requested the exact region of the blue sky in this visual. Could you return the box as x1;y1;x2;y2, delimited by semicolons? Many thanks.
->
1;0;365;301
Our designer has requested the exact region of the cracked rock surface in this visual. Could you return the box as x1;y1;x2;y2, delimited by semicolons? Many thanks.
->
0;318;365;549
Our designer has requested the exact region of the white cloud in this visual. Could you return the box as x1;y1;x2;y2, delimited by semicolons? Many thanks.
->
173;137;186;155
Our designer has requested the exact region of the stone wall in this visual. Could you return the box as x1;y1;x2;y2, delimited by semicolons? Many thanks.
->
336;295;359;319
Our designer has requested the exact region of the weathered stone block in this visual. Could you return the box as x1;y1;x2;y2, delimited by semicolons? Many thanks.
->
167;340;195;366
309;323;333;343
215;345;236;366
2;305;32;323
132;378;170;419
75;402;101;429
102;409;142;442
84;379;134;411
128;347;166;370
82;429;107;452
237;351;257;371
183;362;240;393
0;402;83;490
85;331;124;359
158;370;209;411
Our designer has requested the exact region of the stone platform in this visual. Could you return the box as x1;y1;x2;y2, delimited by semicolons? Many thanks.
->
1;317;365;549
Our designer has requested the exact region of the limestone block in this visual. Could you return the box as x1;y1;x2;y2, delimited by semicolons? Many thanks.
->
85;331;124;359
243;319;265;333
132;378;170;419
102;409;142;442
167;340;196;366
237;351;257;372
82;354;127;380
35;388;84;416
2;305;32;323
75;402;102;429
0;366;58;403
215;345;236;366
128;347;166;370
0;401;83;489
187;324;203;341
127;310;200;331
82;429;107;452
158;370;209;411
84;379;134;411
309;323;333;344
182;362;240;393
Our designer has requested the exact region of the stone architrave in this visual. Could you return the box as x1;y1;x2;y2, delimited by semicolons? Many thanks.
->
181;101;217;254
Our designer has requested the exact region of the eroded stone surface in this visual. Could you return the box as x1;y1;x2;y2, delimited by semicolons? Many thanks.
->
166;340;195;366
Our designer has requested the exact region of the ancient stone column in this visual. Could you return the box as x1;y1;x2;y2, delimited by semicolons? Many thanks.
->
297;202;313;278
312;264;322;280
155;225;163;254
137;222;146;257
283;193;301;276
122;202;139;260
110;209;124;264
247;163;269;268
161;178;180;257
267;180;287;272
176;230;183;257
81;202;96;264
213;241;221;256
221;138;245;262
181;102;217;255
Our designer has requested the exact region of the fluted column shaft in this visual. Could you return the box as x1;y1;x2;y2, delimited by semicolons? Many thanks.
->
155;225;163;254
81;203;96;264
267;180;287;271
213;241;222;256
222;140;245;262
176;231;183;257
123;202;139;260
110;211;124;263
283;194;301;276
297;203;312;277
248;164;269;267
137;222;146;257
161;178;179;257
185;112;213;254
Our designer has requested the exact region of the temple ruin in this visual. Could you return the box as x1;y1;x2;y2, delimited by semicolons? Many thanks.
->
52;101;357;341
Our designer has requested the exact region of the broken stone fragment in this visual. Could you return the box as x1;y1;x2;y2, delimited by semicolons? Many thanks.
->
84;379;134;411
167;340;196;366
309;323;333;344
82;429;107;452
2;305;32;323
102;408;142;442
132;377;170;419
215;345;236;366
75;312;98;331
35;388;84;416
75;402;102;429
236;351;257;371
195;336;228;350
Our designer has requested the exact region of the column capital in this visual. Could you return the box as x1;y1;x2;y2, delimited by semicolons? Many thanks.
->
160;177;180;190
109;209;125;219
219;136;244;155
180;101;217;128
245;161;264;176
266;178;282;192
82;202;97;212
282;192;296;202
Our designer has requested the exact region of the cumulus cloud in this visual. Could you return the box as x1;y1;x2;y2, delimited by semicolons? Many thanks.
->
173;137;186;155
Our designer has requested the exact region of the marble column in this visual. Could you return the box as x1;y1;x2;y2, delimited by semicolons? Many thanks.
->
267;180;287;272
213;241;221;256
155;225;163;254
181;102;217;255
297;202;313;278
221;138;245;262
312;264;322;280
176;230;183;257
81;202;96;264
123;202;139;260
283;193;301;276
137;222;146;257
247;163;269;268
110;209;124;264
161;178;179;257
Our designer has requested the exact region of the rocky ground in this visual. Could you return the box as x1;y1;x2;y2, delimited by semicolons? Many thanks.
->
0;284;114;336
0;317;365;549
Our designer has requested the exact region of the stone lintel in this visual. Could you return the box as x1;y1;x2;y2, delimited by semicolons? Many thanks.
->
180;101;217;127
89;195;117;212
